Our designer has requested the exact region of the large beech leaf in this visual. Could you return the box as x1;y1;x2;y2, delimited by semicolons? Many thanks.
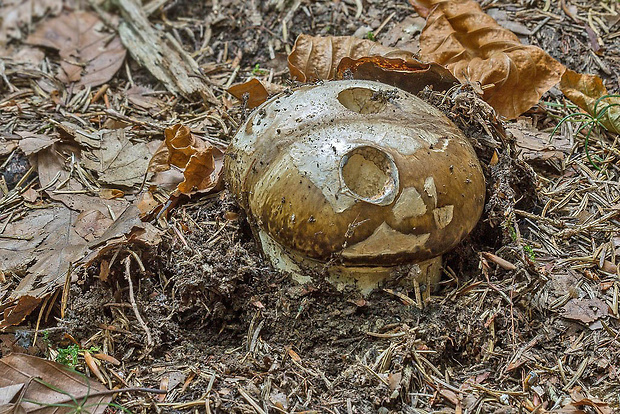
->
288;34;411;82
410;0;565;119
0;353;112;413
560;69;620;135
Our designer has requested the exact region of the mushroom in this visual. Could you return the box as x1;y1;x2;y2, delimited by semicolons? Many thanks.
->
225;80;485;293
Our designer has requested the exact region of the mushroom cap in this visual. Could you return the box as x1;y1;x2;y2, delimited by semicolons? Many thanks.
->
226;80;485;267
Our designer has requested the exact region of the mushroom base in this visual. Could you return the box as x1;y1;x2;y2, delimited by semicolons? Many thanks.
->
258;230;442;296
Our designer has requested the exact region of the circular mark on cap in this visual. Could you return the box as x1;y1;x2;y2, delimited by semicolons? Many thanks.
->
339;146;399;205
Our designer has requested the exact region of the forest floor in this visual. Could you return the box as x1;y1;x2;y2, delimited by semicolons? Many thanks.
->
1;0;619;413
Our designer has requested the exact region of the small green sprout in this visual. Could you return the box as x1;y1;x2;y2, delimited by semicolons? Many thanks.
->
56;344;100;367
365;31;376;41
524;244;536;261
56;344;80;367
251;63;267;76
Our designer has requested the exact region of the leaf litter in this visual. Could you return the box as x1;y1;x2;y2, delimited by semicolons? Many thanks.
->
0;0;619;412
26;11;126;88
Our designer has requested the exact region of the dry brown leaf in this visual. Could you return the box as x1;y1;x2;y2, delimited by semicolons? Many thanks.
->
126;85;164;111
83;206;162;266
80;129;152;187
288;34;411;82
228;78;270;109
410;0;565;119
554;388;614;414
337;55;458;95
0;296;42;329
0;139;18;156
0;0;62;46
0;205;88;297
35;140;130;217
15;132;59;156
507;118;571;168
559;69;620;135
0;203;161;327
99;188;124;200
562;297;609;324
0;353;112;413
148;124;206;172
26;11;126;87
73;210;114;242
148;124;224;196
136;190;160;216
177;147;224;195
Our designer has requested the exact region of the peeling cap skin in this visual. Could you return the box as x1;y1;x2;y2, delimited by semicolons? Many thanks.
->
225;80;485;267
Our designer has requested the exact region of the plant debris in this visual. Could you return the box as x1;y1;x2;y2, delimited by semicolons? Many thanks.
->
0;0;618;413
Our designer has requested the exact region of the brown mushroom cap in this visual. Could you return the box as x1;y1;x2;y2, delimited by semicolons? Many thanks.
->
226;80;485;267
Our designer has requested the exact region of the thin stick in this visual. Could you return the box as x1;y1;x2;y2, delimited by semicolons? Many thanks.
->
124;256;153;346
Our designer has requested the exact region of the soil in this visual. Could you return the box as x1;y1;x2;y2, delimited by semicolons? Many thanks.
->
1;0;619;413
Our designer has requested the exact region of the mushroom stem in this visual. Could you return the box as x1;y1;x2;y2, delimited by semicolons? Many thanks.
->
259;229;442;295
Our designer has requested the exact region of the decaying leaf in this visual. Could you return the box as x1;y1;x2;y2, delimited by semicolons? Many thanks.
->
35;140;130;217
0;0;62;46
562;297;609;324
410;0;565;119
559;69;620;135
81;129;152;187
288;34;410;82
148;124;224;196
0;205;88;302
126;85;164;111
507;118;571;168
0;139;18;156
15;132;59;156
0;353;112;414
555;388;614;414
26;11;126;87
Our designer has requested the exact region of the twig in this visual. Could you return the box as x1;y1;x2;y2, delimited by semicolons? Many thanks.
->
124;256;153;347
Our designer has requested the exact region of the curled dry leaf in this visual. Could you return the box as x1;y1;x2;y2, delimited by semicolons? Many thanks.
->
288;34;411;82
148;124;224;196
26;11;126;87
559;69;620;135
228;78;270;108
410;0;565;119
228;79;289;109
337;56;458;95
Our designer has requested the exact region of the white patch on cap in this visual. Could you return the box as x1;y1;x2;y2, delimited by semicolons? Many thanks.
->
433;205;454;229
392;187;427;221
342;222;430;259
424;177;437;207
